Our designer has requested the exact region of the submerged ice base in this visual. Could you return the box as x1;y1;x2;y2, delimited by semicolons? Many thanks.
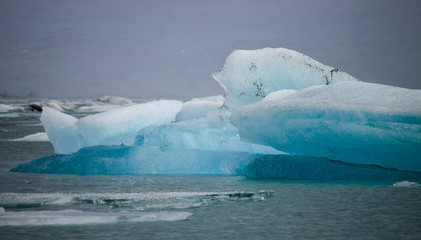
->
11;144;261;175
244;155;421;180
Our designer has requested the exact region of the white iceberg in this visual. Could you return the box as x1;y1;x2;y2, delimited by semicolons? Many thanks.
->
96;95;133;105
231;81;421;171
213;47;358;108
41;100;183;154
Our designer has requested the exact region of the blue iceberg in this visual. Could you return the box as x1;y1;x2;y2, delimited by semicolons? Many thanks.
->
231;81;421;172
12;47;421;178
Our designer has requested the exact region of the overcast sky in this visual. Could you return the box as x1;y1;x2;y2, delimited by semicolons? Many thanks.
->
1;0;421;99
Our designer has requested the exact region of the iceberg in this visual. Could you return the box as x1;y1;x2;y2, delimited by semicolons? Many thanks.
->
96;95;133;105
231;81;421;171
42;100;183;154
75;95;135;112
213;47;358;108
11;47;421;177
15;108;282;175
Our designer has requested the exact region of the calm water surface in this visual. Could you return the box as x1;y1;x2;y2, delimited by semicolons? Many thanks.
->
1;110;421;239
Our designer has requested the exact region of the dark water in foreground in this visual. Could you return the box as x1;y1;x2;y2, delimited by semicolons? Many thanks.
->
1;112;421;239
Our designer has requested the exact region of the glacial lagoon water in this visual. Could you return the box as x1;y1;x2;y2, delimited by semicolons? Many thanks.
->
1;104;421;239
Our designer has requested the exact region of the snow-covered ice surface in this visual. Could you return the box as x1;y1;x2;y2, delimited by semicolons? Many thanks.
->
175;97;223;122
213;48;358;108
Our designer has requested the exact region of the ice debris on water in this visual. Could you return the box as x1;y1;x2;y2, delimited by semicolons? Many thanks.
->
393;181;420;187
0;210;192;226
11;47;421;178
0;191;273;210
11;132;49;142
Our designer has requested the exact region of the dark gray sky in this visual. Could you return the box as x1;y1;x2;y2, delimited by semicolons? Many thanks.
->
1;0;421;99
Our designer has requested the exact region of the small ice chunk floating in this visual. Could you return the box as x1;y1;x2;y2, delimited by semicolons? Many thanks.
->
12;48;421;179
